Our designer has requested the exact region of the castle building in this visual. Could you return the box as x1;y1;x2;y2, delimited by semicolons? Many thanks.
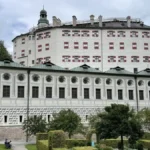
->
1;9;150;140
12;9;150;72
0;60;150;128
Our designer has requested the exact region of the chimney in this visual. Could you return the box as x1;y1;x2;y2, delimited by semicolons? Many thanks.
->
98;15;103;27
72;16;77;27
90;15;95;25
127;16;131;28
52;16;57;27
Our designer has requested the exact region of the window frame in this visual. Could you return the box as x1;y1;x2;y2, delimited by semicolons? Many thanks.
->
18;86;24;98
32;86;39;98
3;85;10;98
46;87;52;98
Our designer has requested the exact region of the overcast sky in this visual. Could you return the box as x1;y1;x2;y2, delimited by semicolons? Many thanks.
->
0;0;150;53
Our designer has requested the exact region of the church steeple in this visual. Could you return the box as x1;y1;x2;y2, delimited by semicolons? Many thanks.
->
38;8;49;27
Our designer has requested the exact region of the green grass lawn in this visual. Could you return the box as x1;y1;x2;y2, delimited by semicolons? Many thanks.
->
25;144;37;150
0;144;6;150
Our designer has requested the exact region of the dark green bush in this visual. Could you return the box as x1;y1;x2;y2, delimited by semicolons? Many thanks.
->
66;139;87;148
137;143;144;150
48;130;66;150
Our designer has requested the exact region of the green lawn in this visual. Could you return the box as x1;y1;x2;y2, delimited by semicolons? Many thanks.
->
0;144;6;150
25;144;37;150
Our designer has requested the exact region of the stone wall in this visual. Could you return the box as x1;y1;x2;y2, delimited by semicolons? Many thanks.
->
0;126;35;141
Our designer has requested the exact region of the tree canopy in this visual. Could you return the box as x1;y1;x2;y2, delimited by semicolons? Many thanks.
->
137;108;150;131
94;104;143;150
0;42;12;61
48;109;81;138
23;115;47;136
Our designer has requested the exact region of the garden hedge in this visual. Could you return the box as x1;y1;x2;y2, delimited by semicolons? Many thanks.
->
66;139;87;148
99;139;128;148
37;140;48;150
36;133;48;142
48;130;66;150
36;133;48;150
72;146;97;150
138;140;150;149
142;132;150;140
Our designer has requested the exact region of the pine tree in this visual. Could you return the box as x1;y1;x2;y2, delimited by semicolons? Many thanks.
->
0;42;12;61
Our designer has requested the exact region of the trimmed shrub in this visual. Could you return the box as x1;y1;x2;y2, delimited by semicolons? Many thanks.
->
138;140;150;149
36;133;48;142
137;143;143;150
142;132;150;140
66;139;87;148
48;130;66;150
99;139;128;148
36;133;48;150
72;146;97;150
37;140;48;150
96;143;113;150
53;148;68;150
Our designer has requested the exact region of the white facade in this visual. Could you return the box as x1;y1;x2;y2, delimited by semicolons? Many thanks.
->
0;61;150;126
12;11;150;73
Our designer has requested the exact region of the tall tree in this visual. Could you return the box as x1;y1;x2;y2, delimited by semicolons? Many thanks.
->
0;42;12;61
95;104;143;150
22;115;47;136
48;109;81;138
137;108;150;131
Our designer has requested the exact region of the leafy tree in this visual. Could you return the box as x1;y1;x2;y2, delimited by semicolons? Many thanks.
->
137;108;150;131
0;42;12;61
48;109;81;138
23;115;47;136
95;104;143;150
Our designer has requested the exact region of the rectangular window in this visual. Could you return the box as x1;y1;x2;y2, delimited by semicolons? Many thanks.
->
132;43;137;50
84;88;89;99
139;90;144;100
46;87;52;98
83;42;88;49
131;56;139;62
109;42;114;49
129;90;134;100
32;60;34;64
133;68;138;73
94;42;99;49
19;115;23;123
96;89;101;99
118;89;123;100
18;86;24;98
107;89;112;100
72;88;77;99
120;42;124;50
64;42;69;49
3;86;10;97
74;42;79;49
108;56;116;62
4;116;7;123
32;86;39;98
29;50;31;54
59;88;65;98
143;56;150;62
144;43;148;50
